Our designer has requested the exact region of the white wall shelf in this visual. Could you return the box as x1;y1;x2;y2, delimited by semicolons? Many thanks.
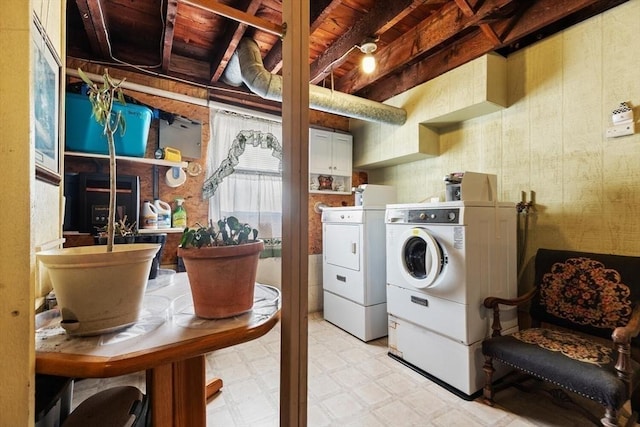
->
65;151;188;168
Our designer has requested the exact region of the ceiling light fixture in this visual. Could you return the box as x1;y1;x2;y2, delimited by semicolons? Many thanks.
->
358;40;377;74
316;38;379;83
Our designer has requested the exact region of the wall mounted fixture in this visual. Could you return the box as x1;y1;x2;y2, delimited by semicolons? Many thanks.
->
606;101;635;138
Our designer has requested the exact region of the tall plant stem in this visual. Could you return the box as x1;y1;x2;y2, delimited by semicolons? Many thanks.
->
103;86;123;253
79;68;127;253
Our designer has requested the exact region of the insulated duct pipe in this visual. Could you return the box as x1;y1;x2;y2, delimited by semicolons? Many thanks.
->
222;38;407;125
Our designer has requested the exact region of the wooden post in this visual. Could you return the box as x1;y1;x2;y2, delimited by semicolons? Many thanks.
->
280;0;310;425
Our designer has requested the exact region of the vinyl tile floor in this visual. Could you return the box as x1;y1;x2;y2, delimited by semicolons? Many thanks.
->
72;312;637;426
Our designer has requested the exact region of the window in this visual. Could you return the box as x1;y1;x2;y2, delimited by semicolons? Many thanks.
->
205;110;282;240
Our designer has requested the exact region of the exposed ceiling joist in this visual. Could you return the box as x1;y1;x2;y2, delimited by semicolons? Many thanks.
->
309;0;424;84
65;0;630;118
75;0;111;60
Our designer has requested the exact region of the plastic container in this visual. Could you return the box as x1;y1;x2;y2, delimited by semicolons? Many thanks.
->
65;93;152;157
141;201;158;230
172;198;187;229
154;200;172;229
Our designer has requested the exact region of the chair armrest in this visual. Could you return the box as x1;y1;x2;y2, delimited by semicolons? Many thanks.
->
483;288;537;310
613;305;640;344
484;288;537;337
612;305;640;393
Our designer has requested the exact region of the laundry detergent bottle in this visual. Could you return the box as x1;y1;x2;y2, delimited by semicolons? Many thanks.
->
142;201;158;230
154;199;172;229
172;198;187;229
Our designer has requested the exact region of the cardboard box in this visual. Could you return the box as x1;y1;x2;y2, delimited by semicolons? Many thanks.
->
65;93;152;157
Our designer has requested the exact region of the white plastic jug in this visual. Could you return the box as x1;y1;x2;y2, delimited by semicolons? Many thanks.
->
142;201;158;229
154;200;172;229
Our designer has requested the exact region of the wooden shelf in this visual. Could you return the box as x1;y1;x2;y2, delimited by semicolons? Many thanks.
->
139;228;185;234
309;190;351;195
65;151;188;168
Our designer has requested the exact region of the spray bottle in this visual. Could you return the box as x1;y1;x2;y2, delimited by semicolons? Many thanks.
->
172;198;187;229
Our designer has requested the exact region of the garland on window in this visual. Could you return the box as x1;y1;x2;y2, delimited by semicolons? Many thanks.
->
202;130;282;198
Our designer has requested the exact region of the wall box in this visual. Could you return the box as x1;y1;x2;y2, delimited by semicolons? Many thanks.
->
353;53;507;169
65;93;152;157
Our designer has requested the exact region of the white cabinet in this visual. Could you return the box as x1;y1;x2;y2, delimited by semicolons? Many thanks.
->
309;128;352;194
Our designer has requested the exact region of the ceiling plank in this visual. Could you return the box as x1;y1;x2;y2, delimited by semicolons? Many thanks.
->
335;0;517;94
208;0;262;83
309;0;425;84
453;0;475;15
183;0;283;36
361;0;629;102
263;0;340;74
74;0;112;59
161;0;179;74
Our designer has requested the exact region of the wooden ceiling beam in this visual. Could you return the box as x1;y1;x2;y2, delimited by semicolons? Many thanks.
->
453;0;475;16
360;0;629;102
161;0;179;74
208;0;262;84
309;0;424;84
263;0;339;74
183;0;283;36
335;0;517;94
74;0;112;60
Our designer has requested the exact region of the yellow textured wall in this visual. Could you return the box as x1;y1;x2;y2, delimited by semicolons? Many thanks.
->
0;1;65;425
365;0;640;262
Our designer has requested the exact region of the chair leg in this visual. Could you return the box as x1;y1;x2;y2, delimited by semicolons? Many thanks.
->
482;355;495;406
600;407;618;427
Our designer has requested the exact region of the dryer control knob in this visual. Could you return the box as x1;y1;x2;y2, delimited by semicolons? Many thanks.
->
419;213;426;220
448;212;456;221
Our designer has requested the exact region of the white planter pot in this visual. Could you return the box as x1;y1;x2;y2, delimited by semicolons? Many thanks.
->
37;244;160;336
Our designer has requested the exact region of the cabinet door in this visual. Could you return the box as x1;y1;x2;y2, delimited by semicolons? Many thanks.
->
309;129;333;174
331;132;352;176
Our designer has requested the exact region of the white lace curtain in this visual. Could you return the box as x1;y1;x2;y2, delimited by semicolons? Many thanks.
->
206;109;283;239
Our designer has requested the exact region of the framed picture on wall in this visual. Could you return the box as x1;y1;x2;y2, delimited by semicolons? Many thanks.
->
32;15;62;186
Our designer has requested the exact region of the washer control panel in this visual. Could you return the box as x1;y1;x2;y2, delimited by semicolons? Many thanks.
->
407;208;460;224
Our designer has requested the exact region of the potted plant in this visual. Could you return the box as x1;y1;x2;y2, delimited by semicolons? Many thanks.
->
37;69;159;336
94;216;138;244
177;217;264;319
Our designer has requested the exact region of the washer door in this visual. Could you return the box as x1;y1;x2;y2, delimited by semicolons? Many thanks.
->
399;227;444;289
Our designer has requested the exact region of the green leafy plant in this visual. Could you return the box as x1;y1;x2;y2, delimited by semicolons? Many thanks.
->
180;216;259;248
77;68;126;253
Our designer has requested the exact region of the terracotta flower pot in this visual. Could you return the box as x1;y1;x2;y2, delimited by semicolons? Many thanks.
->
37;244;160;336
177;240;264;319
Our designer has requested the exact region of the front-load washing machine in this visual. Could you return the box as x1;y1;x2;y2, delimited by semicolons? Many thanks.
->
385;201;518;398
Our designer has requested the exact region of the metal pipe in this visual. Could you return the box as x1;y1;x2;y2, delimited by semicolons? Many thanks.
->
223;38;407;125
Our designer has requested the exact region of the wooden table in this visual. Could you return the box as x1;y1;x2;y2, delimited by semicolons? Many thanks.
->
35;272;281;427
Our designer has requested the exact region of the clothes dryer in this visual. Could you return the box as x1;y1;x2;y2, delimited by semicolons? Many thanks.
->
322;206;388;341
385;201;517;398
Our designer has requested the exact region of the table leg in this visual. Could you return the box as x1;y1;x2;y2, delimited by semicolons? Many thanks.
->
147;364;173;426
148;356;206;427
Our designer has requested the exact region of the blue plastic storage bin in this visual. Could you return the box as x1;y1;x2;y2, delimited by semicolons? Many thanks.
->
65;93;152;157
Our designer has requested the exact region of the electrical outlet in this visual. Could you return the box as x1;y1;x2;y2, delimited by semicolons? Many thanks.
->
605;122;635;138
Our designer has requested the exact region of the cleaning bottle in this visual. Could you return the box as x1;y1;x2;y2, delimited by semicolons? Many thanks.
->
154;199;172;229
142;201;158;230
172;198;187;229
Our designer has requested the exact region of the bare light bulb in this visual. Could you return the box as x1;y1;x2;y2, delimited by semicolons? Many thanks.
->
361;54;376;74
358;40;377;74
